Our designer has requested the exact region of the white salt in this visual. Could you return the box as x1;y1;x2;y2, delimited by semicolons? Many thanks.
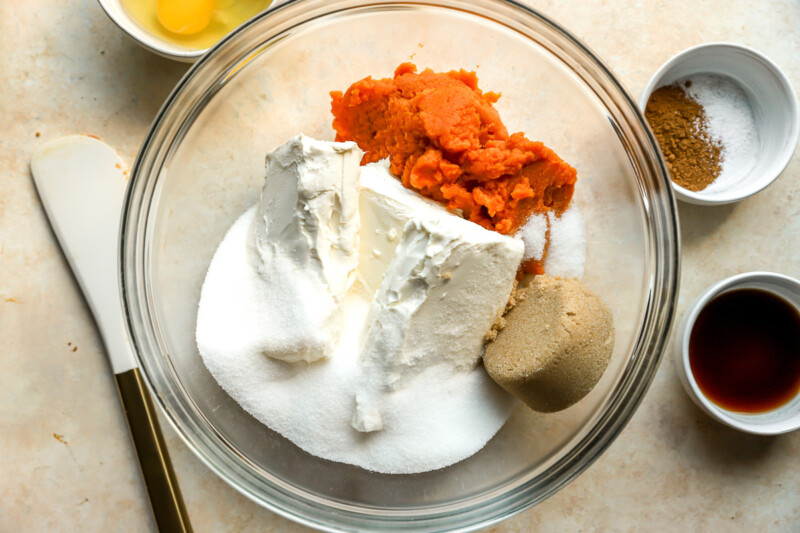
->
682;74;760;193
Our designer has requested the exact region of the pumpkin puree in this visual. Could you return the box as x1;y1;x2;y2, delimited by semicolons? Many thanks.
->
331;63;576;243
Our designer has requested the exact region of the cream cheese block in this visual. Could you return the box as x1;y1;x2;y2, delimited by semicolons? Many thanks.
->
356;164;524;406
356;161;452;297
252;134;363;363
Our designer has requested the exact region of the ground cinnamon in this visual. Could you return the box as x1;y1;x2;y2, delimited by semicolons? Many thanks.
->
645;82;722;192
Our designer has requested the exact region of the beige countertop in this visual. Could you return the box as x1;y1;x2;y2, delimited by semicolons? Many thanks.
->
2;0;799;531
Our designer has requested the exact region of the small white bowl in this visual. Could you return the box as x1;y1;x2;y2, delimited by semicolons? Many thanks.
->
97;0;278;62
98;0;204;62
674;272;800;435
640;43;799;205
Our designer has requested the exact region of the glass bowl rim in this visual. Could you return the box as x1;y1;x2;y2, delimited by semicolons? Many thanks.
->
120;0;680;530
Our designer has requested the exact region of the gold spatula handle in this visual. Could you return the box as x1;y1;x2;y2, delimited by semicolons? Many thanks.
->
116;368;193;533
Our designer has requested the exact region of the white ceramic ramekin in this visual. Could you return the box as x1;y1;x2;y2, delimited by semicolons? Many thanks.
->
97;0;279;62
674;272;800;435
98;0;204;62
640;43;799;206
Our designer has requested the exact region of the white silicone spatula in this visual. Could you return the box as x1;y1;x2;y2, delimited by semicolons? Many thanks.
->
31;135;192;533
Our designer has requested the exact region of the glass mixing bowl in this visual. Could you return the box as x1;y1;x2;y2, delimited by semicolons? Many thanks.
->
121;1;679;530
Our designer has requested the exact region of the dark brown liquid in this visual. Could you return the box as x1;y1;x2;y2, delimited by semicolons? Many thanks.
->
689;288;800;413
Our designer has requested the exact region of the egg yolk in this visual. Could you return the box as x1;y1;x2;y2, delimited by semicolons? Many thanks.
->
157;0;215;35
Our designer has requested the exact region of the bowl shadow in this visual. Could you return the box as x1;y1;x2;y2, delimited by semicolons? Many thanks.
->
678;200;737;249
675;387;779;472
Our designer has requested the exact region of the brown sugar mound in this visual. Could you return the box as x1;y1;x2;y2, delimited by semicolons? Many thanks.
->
645;83;722;192
330;63;577;239
483;276;614;413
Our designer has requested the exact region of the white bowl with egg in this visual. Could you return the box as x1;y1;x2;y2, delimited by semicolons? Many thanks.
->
97;0;273;62
640;43;799;205
674;272;800;435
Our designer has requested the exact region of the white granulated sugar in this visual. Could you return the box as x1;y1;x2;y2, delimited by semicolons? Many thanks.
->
519;213;547;260
196;208;518;474
544;206;586;279
682;74;760;193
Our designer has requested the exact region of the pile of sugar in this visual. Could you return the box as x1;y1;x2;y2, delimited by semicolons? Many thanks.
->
519;213;547;260
682;74;760;193
518;206;586;278
197;205;586;474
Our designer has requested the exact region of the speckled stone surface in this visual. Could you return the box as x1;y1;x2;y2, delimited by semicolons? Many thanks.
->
2;1;799;531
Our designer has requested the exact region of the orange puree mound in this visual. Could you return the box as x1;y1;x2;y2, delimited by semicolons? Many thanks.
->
330;63;577;236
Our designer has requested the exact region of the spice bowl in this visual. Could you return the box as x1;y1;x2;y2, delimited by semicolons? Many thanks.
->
640;43;799;205
674;272;800;435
